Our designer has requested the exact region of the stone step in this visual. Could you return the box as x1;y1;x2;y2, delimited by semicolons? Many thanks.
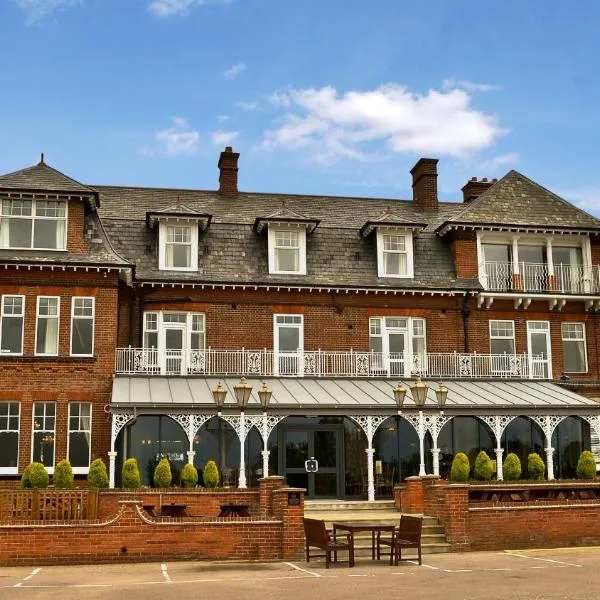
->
304;500;397;511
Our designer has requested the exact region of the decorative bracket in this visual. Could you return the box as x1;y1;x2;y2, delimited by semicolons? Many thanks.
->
348;415;389;445
246;414;287;443
111;410;136;448
477;415;516;445
530;415;566;446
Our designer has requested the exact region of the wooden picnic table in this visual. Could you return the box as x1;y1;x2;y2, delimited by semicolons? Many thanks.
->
332;521;396;562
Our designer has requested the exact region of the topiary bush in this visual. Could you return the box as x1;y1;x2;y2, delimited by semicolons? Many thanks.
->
53;459;74;489
576;450;597;480
181;463;199;488
153;458;172;488
503;453;522;481
203;460;220;488
473;450;494;481
87;458;109;488
527;453;545;480
122;458;141;489
20;462;49;489
450;452;470;482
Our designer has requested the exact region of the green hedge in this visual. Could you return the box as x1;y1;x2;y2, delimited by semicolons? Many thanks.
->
450;452;470;482
203;460;220;488
122;458;141;488
473;451;494;481
53;459;74;489
576;451;596;480
503;453;522;480
88;458;109;488
181;463;199;488
527;453;545;480
20;462;49;489
153;458;172;488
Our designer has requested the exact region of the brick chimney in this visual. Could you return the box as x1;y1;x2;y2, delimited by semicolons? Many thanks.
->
461;177;497;203
218;146;239;197
410;158;438;212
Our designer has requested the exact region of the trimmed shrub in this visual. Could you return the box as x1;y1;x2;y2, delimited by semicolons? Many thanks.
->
473;450;494;481
181;463;199;488
153;458;172;488
53;459;74;489
450;452;470;482
20;462;49;489
88;458;109;488
122;458;141;489
503;453;522;481
527;453;545;480
576;450;597;480
203;460;220;488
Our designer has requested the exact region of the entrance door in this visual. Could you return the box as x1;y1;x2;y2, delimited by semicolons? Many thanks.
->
282;427;343;498
274;315;303;376
527;321;552;379
163;325;185;374
387;331;407;376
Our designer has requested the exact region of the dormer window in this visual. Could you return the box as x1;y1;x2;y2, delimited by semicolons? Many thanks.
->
269;226;305;274
378;230;413;277
0;198;66;250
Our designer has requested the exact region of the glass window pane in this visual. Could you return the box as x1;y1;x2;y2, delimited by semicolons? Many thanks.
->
483;244;511;263
275;248;299;271
72;319;93;355
0;432;18;468
1;317;23;354
278;327;300;352
36;317;59;354
168;244;191;268
7;218;32;248
34;220;64;249
33;431;55;467
491;338;515;355
68;432;90;468
519;246;545;264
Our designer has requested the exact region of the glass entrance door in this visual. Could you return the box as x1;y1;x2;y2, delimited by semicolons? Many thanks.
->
274;315;303;376
387;331;407;376
282;427;343;498
527;321;552;379
163;326;185;374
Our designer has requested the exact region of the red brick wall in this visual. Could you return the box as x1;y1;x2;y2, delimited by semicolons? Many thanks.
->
450;232;479;278
66;201;91;254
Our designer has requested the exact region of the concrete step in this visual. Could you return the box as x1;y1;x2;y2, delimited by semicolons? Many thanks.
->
304;500;397;511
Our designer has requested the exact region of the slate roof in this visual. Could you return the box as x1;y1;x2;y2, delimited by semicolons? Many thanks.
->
96;185;476;290
0;159;99;202
438;170;600;232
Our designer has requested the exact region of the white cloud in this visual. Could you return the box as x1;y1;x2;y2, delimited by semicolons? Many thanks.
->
143;117;200;157
263;84;506;164
15;0;82;23
237;101;258;111
224;62;246;79
559;187;600;216
216;114;231;122
477;152;520;172
442;78;502;93
148;0;231;17
211;130;239;146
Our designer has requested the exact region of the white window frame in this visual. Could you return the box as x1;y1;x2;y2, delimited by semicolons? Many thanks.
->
31;402;56;473
35;296;60;357
561;322;588;374
527;320;553;380
158;220;198;272
268;225;307;275
489;320;516;355
0;401;20;475
70;297;95;357
376;228;414;278
67;402;92;474
0;198;68;251
273;314;304;376
0;294;25;356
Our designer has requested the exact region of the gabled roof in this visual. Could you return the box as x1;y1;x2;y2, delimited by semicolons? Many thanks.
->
360;207;427;237
254;203;320;234
0;157;99;207
436;170;600;235
146;201;212;230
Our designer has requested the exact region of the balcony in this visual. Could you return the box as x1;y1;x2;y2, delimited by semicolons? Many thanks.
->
481;262;600;294
115;348;544;379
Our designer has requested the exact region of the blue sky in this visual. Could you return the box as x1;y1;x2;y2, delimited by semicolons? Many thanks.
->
1;0;600;213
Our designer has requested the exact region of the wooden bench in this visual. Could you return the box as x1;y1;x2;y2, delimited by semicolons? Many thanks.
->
303;517;355;568
377;515;423;566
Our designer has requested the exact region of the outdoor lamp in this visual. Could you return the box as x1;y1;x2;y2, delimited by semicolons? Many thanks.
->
258;382;272;411
212;381;227;411
410;376;428;407
393;383;406;411
233;376;253;409
435;382;448;410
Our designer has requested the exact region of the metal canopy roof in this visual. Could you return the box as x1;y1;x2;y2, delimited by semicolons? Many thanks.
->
110;377;599;413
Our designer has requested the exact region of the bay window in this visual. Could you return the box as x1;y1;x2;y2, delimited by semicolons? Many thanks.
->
561;323;587;373
0;295;24;355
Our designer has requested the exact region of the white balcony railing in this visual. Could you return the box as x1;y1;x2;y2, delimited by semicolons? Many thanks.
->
115;348;543;379
481;261;600;294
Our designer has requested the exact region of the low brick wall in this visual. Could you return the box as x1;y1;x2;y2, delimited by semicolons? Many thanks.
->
395;477;600;551
0;477;305;566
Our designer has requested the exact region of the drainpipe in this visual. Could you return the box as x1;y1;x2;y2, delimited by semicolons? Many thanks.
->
461;296;471;353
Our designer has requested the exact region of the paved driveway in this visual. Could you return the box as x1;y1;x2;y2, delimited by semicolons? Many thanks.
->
1;547;599;600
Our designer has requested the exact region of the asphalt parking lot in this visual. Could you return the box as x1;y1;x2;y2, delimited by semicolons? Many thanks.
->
1;547;599;600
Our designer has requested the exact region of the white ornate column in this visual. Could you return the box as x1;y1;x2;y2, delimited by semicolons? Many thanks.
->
109;410;136;489
349;416;387;501
427;415;451;477
478;415;515;481
247;414;286;478
222;414;250;488
531;415;565;480
405;412;427;476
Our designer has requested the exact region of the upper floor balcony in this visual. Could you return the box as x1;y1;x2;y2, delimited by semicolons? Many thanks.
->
481;262;600;295
115;347;545;380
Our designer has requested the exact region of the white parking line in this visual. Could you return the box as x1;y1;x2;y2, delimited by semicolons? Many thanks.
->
14;567;41;587
407;561;438;570
505;552;582;568
284;562;322;578
443;569;472;573
161;563;171;583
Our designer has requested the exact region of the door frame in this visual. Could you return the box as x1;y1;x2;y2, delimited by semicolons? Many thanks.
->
273;314;304;376
527;320;552;379
160;322;186;375
279;423;345;499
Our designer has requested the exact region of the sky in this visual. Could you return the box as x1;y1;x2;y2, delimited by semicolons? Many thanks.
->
1;0;600;214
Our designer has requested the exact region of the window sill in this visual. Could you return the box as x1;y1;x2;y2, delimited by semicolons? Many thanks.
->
72;467;90;475
0;355;97;363
0;468;18;475
269;270;307;276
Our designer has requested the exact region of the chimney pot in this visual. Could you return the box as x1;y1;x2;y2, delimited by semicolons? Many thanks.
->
471;176;477;181
461;175;495;203
410;158;439;212
218;146;240;197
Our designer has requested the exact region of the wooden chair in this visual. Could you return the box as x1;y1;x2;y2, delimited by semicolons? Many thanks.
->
303;518;355;568
377;515;423;566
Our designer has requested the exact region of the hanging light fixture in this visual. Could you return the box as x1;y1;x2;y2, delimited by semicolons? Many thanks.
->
410;376;428;408
233;376;253;409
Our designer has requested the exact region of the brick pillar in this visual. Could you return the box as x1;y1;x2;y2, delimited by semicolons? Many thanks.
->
440;484;469;550
399;476;425;514
259;476;285;517
272;487;305;560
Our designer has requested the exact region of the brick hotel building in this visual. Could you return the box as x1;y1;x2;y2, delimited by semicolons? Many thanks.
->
0;148;598;499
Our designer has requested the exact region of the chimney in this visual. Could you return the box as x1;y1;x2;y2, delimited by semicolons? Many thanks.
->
461;176;497;203
410;158;438;211
218;146;239;197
